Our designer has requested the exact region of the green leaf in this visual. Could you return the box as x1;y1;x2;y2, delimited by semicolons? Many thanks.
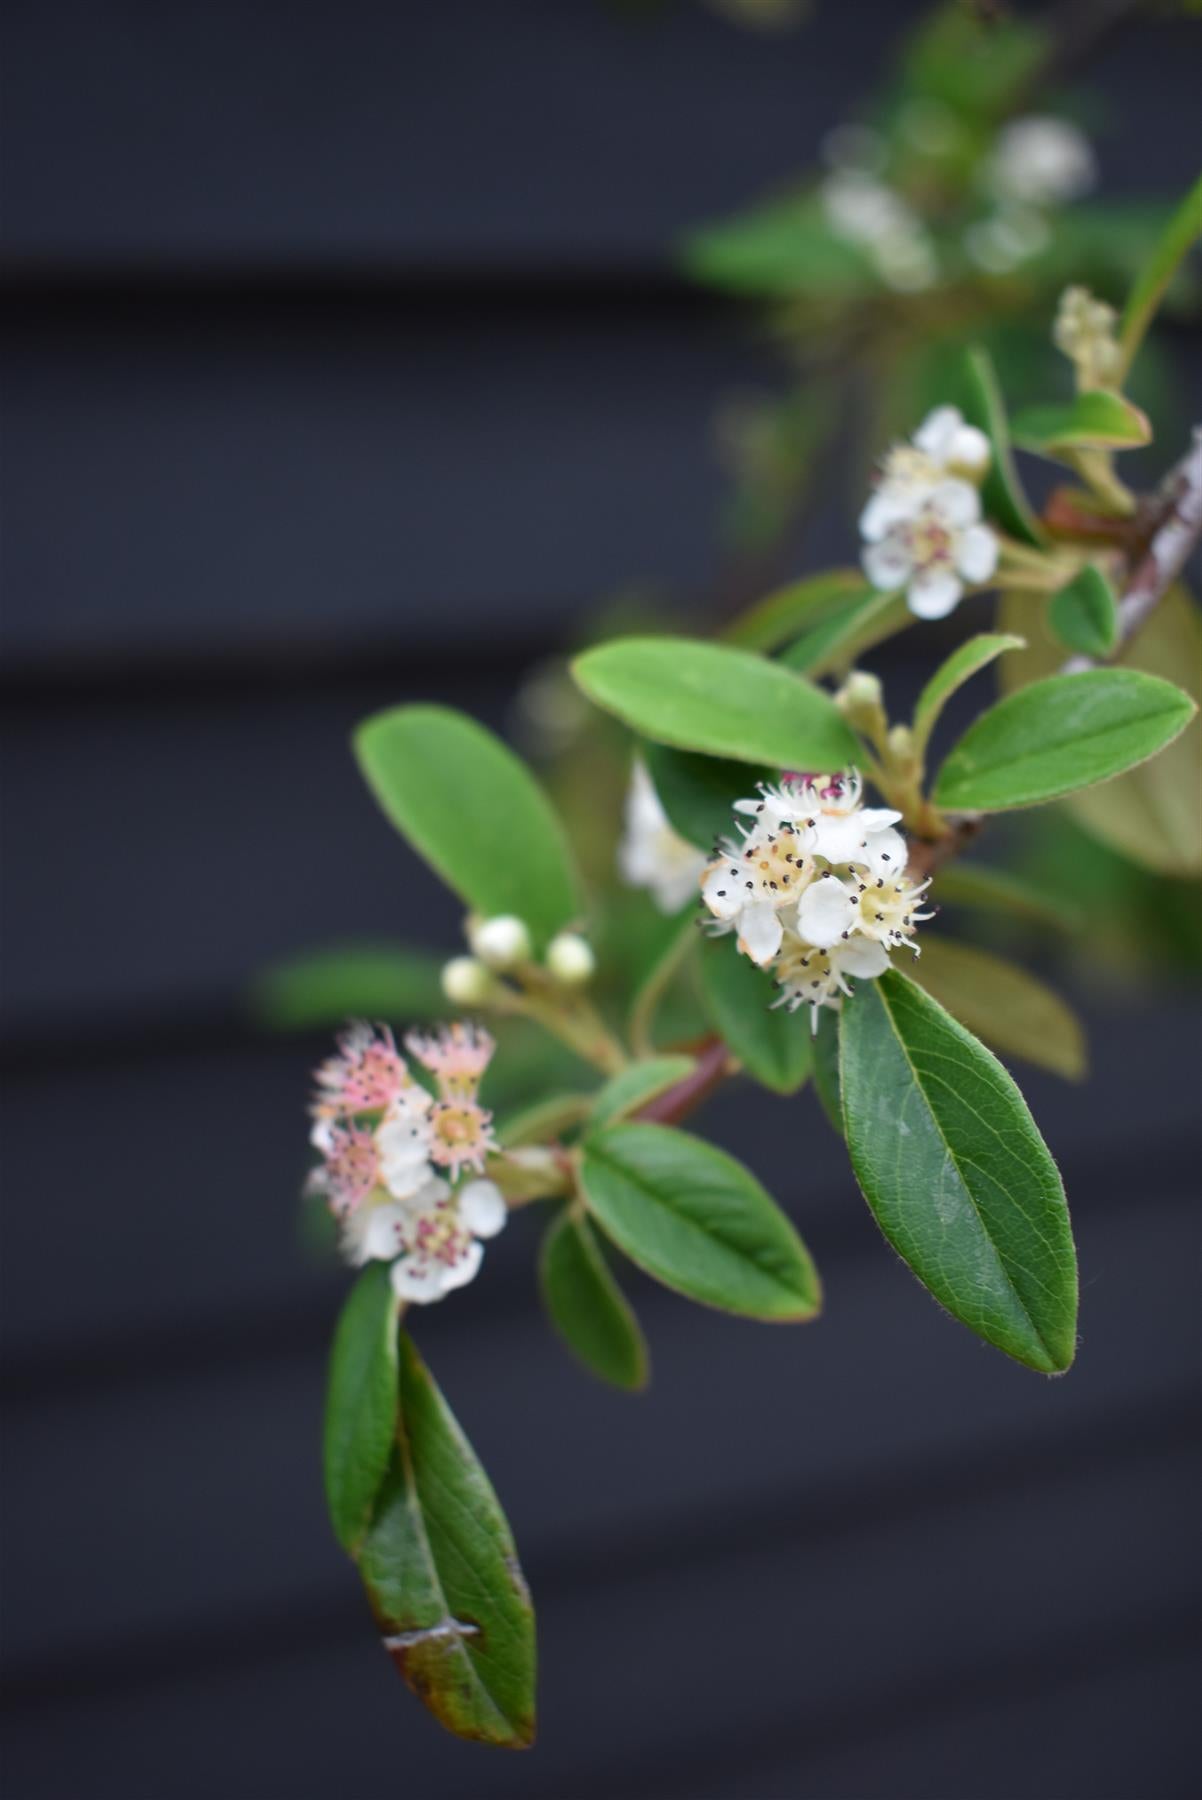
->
909;937;1086;1080
252;942;445;1030
954;346;1044;547
839;971;1077;1372
934;861;1083;933
498;1092;593;1148
724;568;871;653
998;585;1202;876
911;633;1027;758
700;937;812;1096
1048;566;1119;659
681;197;878;299
934;670;1196;812
811;1007;843;1136
324;1266;400;1554
1012;391;1152;454
779;590;912;679
627;907;699;1056
644;741;767;853
539;1209;649;1390
589;1056;696;1127
579;1121;820;1322
357;1334;536;1748
1118;171;1202;383
572;637;860;771
354;706;579;950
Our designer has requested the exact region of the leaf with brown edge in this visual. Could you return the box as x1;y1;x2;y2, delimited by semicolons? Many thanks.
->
356;1334;536;1748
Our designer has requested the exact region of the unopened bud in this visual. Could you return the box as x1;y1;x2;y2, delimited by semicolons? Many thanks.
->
836;670;888;740
468;913;532;971
441;956;495;1006
545;932;595;986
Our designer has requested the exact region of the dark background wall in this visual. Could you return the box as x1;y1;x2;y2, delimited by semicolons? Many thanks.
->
1;4;1199;1797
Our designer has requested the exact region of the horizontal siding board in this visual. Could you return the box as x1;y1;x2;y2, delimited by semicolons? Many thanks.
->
2;1189;1197;1670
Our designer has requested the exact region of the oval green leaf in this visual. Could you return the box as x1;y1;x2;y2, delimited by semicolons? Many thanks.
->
934;669;1196;812
724;567;870;653
589;1055;696;1127
934;861;1083;933
324;1265;400;1554
579;1121;821;1321
700;937;812;1096
839;970;1078;1372
572;638;860;771
644;741;767;853
253;942;445;1030
1012;391;1152;454
354;705;579;949
909;937;1086;1080
811;1007;843;1137
539;1209;650;1390
911;632;1027;758
1048;565;1119;659
357;1333;536;1748
1117;171;1202;382
779;589;911;678
955;346;1045;546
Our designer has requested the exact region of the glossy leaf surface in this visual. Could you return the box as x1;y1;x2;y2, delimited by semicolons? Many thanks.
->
1012;391;1151;453
539;1209;649;1390
324;1266;401;1554
589;1055;696;1127
644;741;768;852
912;633;1026;757
1048;566;1119;659
700;937;812;1095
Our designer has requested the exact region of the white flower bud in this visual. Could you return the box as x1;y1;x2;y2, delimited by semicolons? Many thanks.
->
545;932;595;986
441;956;495;1006
468;913;532;971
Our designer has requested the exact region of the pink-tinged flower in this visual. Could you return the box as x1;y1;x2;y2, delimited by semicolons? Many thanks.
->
426;1098;498;1179
405;1022;495;1100
306;1123;380;1219
389;1177;508;1304
375;1087;436;1200
311;1020;410;1126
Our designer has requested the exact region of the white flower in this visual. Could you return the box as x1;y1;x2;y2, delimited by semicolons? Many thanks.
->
862;478;998;619
468;914;532;971
375;1087;435;1200
964;205;1050;275
819;171;939;293
911;405;991;479
771;932;891;1030
701;810;815;967
990;116;1096;209
619;760;707;913
389;1177;507;1305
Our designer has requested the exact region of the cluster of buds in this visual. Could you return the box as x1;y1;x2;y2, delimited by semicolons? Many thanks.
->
860;405;999;620
700;769;933;1028
307;1022;506;1303
1053;285;1122;392
441;912;596;1008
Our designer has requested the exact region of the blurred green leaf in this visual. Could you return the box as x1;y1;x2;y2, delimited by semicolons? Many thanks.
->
539;1209;649;1391
354;706;579;950
700;937;812;1095
1012;391;1151;455
357;1335;536;1748
954;347;1045;547
644;741;769;852
910;936;1087;1080
498;1092;594;1148
779;590;912;678
1048;566;1119;659
573;638;859;770
934;670;1196;811
840;970;1077;1373
901;4;1046;120
934;861;1082;933
810;1008;842;1135
589;1055;695;1127
579;1122;821;1321
252;943;446;1030
682;195;877;298
724;568;869;653
1118;170;1202;382
324;1266;400;1554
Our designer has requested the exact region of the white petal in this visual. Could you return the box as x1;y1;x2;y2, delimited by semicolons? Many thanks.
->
360;1202;409;1262
439;1239;484;1293
836;936;891;978
458;1179;507;1239
391;1257;450;1304
863;535;912;591
702;862;743;922
858;806;902;832
737;901;784;967
797;878;857;949
929;478;980;528
907;568;963;619
811;814;865;864
957;523;999;584
859;486;920;541
913;405;960;460
949;424;990;474
860;826;907;878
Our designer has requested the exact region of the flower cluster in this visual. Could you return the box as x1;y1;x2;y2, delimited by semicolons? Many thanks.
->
700;770;932;1027
308;1021;506;1303
860;405;999;620
1053;285;1122;391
